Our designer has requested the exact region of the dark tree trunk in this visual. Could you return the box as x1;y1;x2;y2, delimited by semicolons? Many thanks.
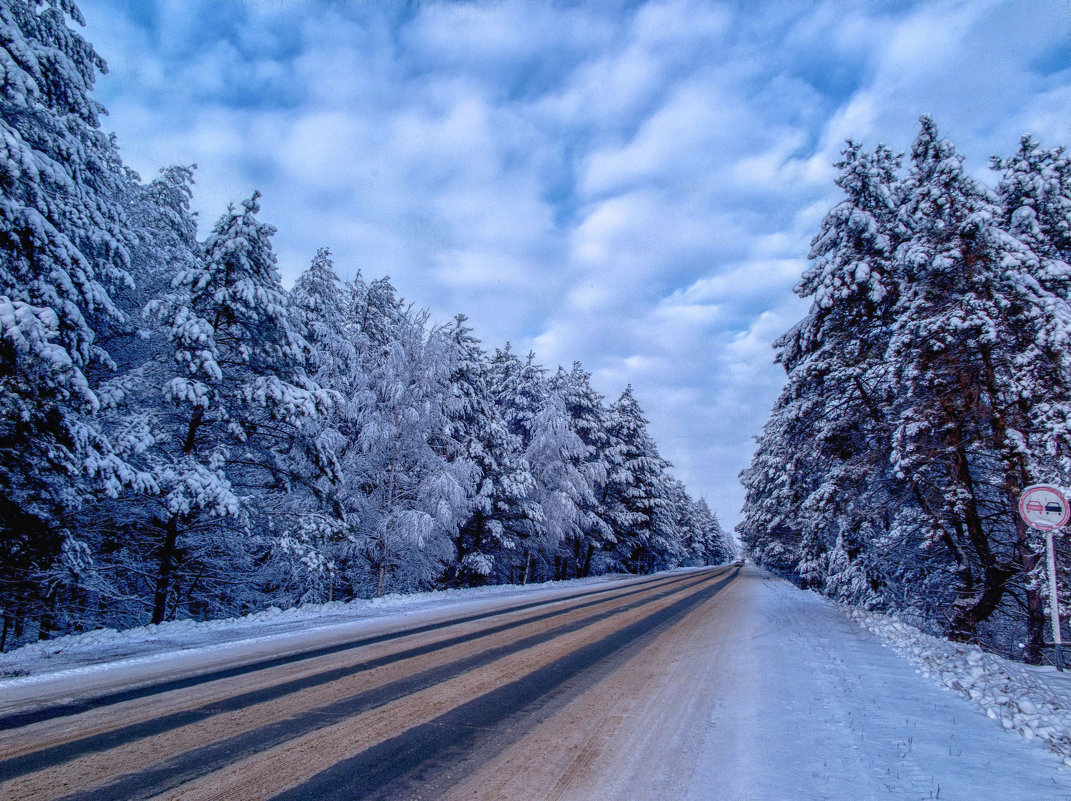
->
945;427;1011;640
977;347;1047;663
37;610;52;641
1013;507;1047;664
580;543;595;578
152;517;181;625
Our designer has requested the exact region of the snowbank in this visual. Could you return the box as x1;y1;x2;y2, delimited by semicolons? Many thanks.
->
847;607;1071;765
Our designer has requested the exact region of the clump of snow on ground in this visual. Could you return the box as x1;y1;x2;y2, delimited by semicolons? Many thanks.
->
847;607;1071;765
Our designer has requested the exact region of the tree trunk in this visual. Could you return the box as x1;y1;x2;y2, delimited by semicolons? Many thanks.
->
1011;499;1047;664
949;563;1017;641
977;347;1046;663
581;544;595;578
945;423;1010;639
183;408;203;455
377;458;398;599
37;610;52;641
376;560;387;598
152;517;181;625
943;519;977;642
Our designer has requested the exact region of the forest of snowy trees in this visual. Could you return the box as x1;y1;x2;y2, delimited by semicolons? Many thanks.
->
0;1;731;650
740;117;1071;664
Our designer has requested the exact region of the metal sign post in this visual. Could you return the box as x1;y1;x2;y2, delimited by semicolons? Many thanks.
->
1046;528;1065;671
1019;484;1069;671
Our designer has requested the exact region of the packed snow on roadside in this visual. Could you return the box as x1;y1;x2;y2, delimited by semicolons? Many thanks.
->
847;607;1071;765
0;572;639;685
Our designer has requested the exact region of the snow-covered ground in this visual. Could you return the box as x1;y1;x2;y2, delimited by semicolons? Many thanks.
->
847;606;1071;766
675;568;1071;800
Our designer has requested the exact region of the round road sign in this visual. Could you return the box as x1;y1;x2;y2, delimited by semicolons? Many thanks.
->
1019;484;1070;531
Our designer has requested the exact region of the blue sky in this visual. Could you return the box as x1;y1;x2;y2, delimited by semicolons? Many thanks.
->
78;0;1071;529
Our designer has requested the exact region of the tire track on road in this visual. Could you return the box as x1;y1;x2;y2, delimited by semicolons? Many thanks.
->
0;571;682;731
0;571;701;775
261;567;738;801
442;564;744;801
1;569;729;801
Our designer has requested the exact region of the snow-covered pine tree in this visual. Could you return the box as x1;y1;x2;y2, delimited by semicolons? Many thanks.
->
0;0;145;642
550;363;614;578
267;247;357;603
737;413;807;578
884;117;1071;646
353;273;406;347
145;193;329;623
995;136;1071;266
523;388;596;581
489;345;548;583
443;315;536;586
55;164;202;632
491;346;546;442
0;297;107;642
604;386;671;574
348;309;475;597
981;135;1071;661
689;496;733;566
0;0;132;362
740;140;906;601
650;476;692;570
122;163;199;326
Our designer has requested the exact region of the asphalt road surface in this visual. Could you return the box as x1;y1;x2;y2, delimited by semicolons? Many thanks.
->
5;564;1069;800
0;567;738;801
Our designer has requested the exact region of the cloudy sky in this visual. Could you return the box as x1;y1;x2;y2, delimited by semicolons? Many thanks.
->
78;0;1071;529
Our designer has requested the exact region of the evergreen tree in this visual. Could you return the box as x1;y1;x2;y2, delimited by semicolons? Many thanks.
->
444;316;535;586
0;0;142;639
740;140;906;599
269;248;355;603
995;136;1071;265
144;193;329;622
605;386;671;573
58;164;202;631
687;496;733;566
886;117;1052;642
551;364;614;578
743;119;1071;662
350;312;475;597
991;139;1071;660
489;345;547;582
524;389;594;581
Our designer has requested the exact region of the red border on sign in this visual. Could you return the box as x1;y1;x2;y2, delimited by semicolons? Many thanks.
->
1019;484;1071;530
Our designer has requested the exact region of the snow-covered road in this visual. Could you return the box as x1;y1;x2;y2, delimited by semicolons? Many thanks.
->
1;565;1068;800
445;565;1071;800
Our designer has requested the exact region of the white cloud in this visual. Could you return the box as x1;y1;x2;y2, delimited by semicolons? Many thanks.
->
78;0;1071;529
